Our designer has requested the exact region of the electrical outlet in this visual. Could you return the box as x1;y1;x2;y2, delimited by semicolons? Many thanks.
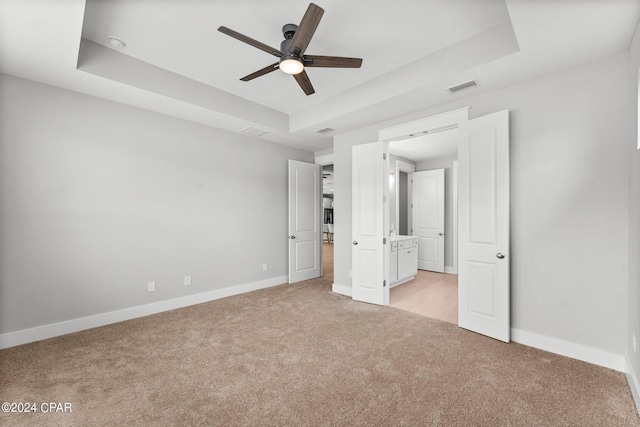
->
262;264;268;272
184;275;191;286
634;332;637;353
147;281;156;292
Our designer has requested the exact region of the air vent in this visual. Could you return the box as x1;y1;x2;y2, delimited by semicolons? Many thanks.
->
316;127;334;134
446;80;477;93
240;126;269;137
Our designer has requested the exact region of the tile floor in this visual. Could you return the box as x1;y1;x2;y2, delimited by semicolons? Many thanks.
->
389;270;458;325
324;243;457;325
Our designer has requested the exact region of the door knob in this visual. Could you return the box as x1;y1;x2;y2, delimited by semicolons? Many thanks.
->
439;233;443;236
496;252;505;259
353;241;358;245
290;236;296;239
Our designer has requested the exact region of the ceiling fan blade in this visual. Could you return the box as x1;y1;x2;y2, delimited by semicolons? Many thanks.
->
218;26;284;57
288;3;324;56
304;55;362;68
240;62;280;81
293;70;315;95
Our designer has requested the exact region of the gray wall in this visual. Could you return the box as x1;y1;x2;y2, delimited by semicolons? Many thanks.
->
334;53;629;356
0;74;312;334
398;172;409;235
628;22;640;384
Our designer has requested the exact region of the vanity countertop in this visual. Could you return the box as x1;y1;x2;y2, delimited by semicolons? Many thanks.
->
389;235;416;242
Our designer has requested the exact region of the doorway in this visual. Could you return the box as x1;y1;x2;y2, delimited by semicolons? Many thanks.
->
387;128;459;324
352;108;510;342
322;164;334;282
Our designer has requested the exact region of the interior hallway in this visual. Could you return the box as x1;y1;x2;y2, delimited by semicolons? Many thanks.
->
323;242;333;281
390;270;458;325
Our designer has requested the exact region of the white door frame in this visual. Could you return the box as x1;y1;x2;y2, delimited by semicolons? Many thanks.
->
351;107;469;305
451;160;459;274
352;107;471;306
315;152;335;281
380;107;469;278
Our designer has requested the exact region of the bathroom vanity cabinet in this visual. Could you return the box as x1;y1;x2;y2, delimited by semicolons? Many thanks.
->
389;236;418;287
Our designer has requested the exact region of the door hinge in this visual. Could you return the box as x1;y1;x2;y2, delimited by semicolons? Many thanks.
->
383;280;387;287
383;237;387;244
383;153;387;160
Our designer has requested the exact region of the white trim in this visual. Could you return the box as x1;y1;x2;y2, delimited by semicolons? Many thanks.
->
396;160;416;173
445;266;457;274
451;160;459;274
0;275;287;349
314;152;334;165
389;276;415;288
511;328;625;372
378;107;469;142
626;358;640;416
332;282;352;297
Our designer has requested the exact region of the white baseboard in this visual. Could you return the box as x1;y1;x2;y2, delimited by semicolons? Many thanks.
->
444;266;457;274
626;358;640;417
332;282;352;297
511;328;625;372
0;275;288;350
390;276;414;288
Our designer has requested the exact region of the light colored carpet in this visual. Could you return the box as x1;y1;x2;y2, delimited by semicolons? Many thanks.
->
1;275;638;426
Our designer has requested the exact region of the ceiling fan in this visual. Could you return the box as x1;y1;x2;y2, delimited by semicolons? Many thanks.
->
218;2;362;96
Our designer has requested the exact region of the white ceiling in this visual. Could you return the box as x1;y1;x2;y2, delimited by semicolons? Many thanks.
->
1;0;639;153
81;0;509;113
390;129;459;163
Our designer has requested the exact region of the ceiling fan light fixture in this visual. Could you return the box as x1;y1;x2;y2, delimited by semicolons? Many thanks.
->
279;57;304;75
219;3;361;95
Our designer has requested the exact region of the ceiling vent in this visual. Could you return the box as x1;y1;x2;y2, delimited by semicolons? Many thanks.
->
446;80;477;94
239;126;269;137
316;127;334;134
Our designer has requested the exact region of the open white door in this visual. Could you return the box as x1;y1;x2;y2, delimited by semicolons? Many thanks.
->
288;160;321;283
352;141;388;305
458;110;510;342
411;169;445;273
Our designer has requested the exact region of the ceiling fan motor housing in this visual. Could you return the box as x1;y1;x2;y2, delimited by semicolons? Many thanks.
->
280;25;299;56
282;24;298;40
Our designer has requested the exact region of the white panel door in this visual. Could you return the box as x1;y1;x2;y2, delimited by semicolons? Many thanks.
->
411;169;445;273
352;142;388;305
458;110;510;342
288;160;321;283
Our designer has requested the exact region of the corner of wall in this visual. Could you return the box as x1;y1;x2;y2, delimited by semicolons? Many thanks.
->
627;358;640;416
332;283;352;297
